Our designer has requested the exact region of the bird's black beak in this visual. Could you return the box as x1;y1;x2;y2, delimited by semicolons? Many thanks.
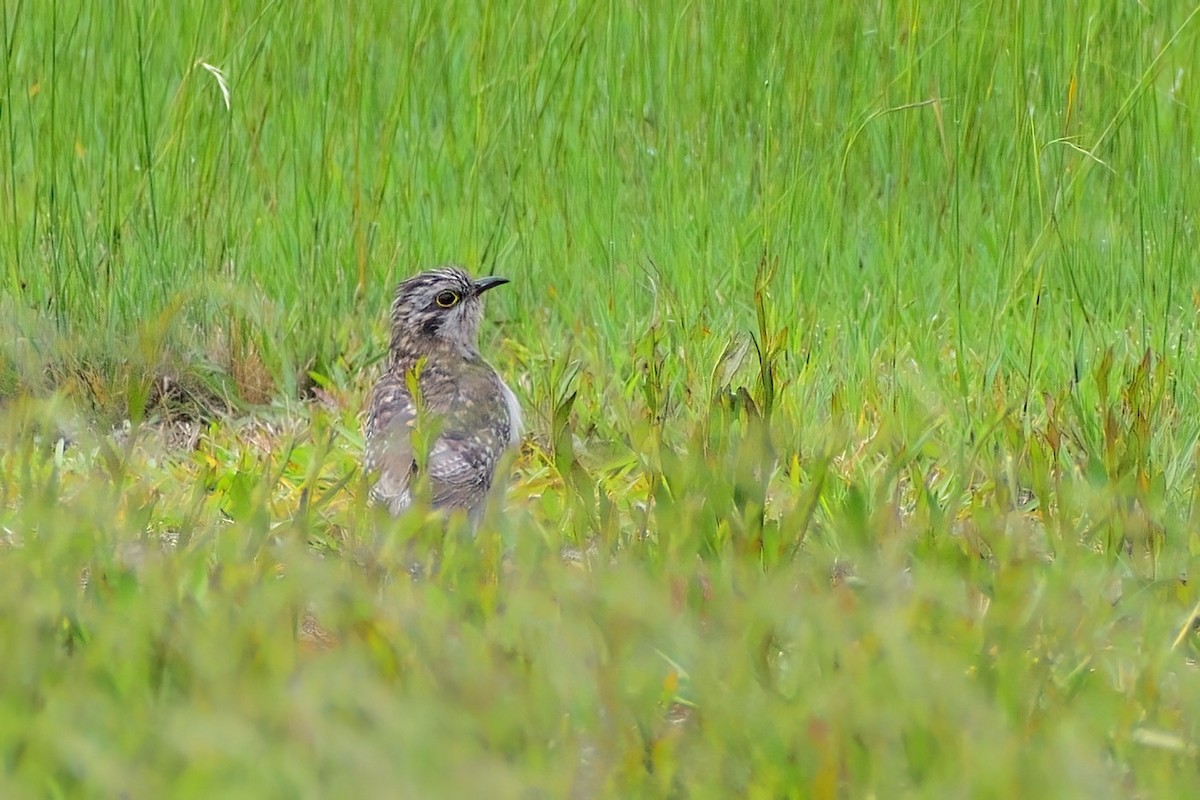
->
473;276;510;296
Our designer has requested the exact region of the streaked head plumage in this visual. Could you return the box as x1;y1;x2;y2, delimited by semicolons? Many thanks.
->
388;266;508;358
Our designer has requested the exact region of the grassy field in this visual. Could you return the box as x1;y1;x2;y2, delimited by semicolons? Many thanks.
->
3;0;1200;796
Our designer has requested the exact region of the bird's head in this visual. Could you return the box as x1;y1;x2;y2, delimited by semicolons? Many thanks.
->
388;266;509;359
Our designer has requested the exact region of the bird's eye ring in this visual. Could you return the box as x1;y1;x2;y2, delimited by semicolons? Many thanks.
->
435;290;460;308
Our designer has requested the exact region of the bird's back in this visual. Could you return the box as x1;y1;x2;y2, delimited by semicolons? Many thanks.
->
365;352;516;518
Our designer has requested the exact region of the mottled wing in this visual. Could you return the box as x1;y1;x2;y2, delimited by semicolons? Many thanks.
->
424;368;514;511
364;370;417;515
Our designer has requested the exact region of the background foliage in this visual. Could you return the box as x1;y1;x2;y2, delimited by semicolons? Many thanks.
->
3;1;1200;796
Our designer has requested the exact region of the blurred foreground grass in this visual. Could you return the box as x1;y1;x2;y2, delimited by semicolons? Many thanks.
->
4;0;1200;796
3;377;1199;797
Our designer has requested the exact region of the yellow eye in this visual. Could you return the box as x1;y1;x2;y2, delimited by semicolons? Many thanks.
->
435;290;460;308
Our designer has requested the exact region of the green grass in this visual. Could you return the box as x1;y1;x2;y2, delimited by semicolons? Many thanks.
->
3;0;1200;795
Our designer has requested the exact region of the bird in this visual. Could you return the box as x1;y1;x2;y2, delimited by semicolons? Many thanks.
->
364;266;522;525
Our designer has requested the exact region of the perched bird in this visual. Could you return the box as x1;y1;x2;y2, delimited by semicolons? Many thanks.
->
364;266;521;524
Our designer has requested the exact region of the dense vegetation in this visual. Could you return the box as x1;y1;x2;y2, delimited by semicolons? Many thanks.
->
3;2;1200;796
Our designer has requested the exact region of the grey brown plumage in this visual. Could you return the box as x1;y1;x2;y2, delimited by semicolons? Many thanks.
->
364;267;521;522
